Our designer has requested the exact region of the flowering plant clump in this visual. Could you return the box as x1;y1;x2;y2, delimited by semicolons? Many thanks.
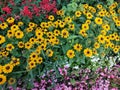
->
7;65;120;90
0;0;57;22
0;0;120;89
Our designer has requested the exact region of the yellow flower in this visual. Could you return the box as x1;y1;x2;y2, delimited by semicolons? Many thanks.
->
94;42;100;49
68;24;75;30
6;17;15;24
79;29;87;37
65;16;72;23
0;65;3;74
84;48;93;57
48;15;54;21
75;11;82;17
85;20;91;24
95;17;103;25
28;22;36;28
100;30;106;36
0;35;6;44
102;24;110;31
26;27;34;33
10;58;20;66
73;44;82;51
3;64;13;74
115;21;120;27
25;42;32;49
0;74;6;85
61;28;69;38
98;35;105;44
30;52;38;60
113;47;119;53
67;49;75;58
8;78;16;85
7;30;15;38
0;22;8;30
98;11;105;17
97;4;102;9
10;24;19;31
46;49;54;57
15;30;24;39
2;51;9;57
35;29;43;37
6;44;14;51
82;23;89;30
86;12;93;19
59;21;65;28
18;41;24;48
54;29;60;36
37;57;43;64
40;22;46;28
18;21;24;26
57;10;64;16
29;61;36;69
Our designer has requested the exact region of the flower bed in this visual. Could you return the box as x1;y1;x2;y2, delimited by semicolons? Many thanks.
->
0;0;120;89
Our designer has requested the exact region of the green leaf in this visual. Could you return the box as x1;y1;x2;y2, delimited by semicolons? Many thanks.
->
70;79;76;85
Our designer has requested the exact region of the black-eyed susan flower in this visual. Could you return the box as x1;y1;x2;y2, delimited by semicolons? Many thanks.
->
65;16;72;23
82;23;89;30
54;29;60;36
3;64;13;74
0;22;8;30
25;42;32;49
98;35;105;44
68;24;75;30
0;35;6;44
48;15;54;21
73;43;82;51
67;49;75;58
18;21;24;26
18;41;24;48
95;17;103;25
30;52;38;60
97;4;102;9
7;30;15;38
10;24;19;31
75;11;82;17
94;42;100;49
29;61;36;69
6;17;15;24
6;44;14;51
10;57;20;66
84;48;93;57
37;57;43;64
2;51;9;57
46;49;54;57
61;28;69;38
59;21;65;28
86;12;93;19
0;74;6;85
26;27;33;33
15;30;24;39
8;78;16;85
28;22;36;28
102;24;110;31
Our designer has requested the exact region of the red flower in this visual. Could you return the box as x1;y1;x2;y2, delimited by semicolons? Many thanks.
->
22;6;32;18
2;6;11;14
0;17;4;22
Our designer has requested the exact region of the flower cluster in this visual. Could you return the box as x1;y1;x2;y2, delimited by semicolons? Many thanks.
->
7;65;120;90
